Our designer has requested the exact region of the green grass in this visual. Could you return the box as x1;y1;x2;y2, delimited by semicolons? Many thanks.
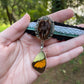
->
0;24;10;32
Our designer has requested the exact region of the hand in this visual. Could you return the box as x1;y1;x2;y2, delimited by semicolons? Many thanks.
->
0;9;83;84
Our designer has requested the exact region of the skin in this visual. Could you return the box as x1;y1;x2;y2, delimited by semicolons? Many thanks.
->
0;9;84;84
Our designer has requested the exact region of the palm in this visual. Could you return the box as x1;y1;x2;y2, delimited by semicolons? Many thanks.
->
0;33;41;84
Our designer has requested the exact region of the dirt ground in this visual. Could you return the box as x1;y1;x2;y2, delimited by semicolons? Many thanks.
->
33;52;84;84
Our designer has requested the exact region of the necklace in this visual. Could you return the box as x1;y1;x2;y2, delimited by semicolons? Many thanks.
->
26;16;84;73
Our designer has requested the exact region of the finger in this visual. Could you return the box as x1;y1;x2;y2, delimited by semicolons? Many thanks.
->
44;34;84;57
48;9;74;22
77;24;84;27
44;38;59;46
47;46;83;68
0;13;30;45
44;9;74;46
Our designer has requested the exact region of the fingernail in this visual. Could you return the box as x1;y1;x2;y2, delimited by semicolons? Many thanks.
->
23;13;30;20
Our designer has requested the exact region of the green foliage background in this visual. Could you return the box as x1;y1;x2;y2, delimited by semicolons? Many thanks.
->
0;0;84;26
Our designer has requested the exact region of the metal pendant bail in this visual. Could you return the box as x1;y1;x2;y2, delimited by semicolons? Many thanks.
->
41;40;44;51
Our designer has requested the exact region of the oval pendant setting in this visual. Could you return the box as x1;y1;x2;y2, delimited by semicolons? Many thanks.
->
35;16;54;40
32;51;46;73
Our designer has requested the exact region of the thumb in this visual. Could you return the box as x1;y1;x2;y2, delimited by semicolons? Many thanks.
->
0;13;30;45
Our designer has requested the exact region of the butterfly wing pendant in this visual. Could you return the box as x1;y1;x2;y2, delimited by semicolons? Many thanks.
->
32;51;46;73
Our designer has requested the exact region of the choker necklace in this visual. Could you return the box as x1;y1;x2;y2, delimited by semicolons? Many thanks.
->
25;16;84;73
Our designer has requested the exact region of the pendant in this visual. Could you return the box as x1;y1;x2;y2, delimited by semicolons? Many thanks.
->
32;41;46;73
32;16;53;73
32;51;46;73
